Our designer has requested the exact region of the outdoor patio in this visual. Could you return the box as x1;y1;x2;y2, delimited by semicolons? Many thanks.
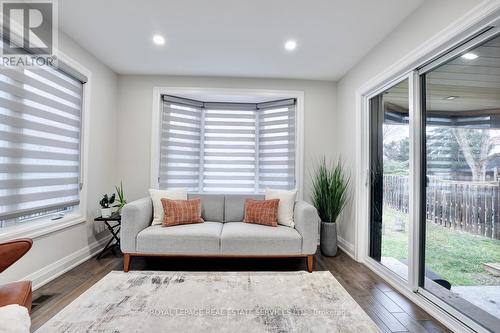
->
380;204;500;320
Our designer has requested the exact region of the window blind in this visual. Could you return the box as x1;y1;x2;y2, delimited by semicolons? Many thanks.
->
258;99;296;190
203;102;257;192
160;95;296;193
0;66;84;226
160;97;202;192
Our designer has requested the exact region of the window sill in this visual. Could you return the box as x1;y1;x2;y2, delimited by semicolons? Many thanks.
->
0;214;86;242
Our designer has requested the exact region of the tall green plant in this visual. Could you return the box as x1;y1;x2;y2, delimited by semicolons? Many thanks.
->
113;181;127;211
311;157;350;222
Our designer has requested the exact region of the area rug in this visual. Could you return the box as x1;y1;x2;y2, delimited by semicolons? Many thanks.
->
36;271;380;332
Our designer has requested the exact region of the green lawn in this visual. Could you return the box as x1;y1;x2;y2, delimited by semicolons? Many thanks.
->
382;206;500;286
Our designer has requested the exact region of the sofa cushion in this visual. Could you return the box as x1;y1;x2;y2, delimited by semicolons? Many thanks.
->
224;194;264;222
149;188;187;225
220;222;302;255
265;188;297;228
188;194;224;222
243;199;279;227
136;222;222;254
161;198;204;226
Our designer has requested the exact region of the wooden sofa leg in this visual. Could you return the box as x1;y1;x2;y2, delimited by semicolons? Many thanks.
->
124;253;131;272
307;255;313;273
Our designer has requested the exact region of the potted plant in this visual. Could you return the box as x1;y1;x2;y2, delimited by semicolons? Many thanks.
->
311;157;350;256
99;193;115;218
113;181;127;212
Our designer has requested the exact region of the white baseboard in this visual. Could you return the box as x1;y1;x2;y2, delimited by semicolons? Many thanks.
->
24;236;112;290
337;236;356;259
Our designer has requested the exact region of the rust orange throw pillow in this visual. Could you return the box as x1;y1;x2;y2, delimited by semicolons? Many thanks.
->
243;199;280;227
161;198;204;227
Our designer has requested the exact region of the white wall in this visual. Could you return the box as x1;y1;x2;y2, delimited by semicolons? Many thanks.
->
0;32;119;288
116;76;337;202
3;0;482;287
335;0;484;256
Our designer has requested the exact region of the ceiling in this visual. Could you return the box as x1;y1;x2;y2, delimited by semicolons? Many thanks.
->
58;0;423;80
384;34;500;113
426;35;500;112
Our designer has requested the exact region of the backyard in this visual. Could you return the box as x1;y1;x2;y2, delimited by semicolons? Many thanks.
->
382;206;500;286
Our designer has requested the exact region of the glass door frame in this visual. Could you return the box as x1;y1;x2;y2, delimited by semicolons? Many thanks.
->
363;71;422;292
415;26;500;333
358;24;500;333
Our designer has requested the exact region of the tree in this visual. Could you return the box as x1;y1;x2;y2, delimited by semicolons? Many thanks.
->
383;136;409;175
451;128;491;181
427;127;465;173
384;136;409;162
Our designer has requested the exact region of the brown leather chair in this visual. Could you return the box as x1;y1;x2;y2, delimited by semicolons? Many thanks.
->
0;238;33;312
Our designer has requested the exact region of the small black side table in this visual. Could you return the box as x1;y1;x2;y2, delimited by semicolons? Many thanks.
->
94;212;121;259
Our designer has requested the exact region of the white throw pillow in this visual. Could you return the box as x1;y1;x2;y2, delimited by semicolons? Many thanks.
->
149;188;188;225
0;305;30;333
265;188;297;227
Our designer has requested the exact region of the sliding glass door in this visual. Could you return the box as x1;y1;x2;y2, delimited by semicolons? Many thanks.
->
421;33;500;330
367;28;500;331
369;79;410;281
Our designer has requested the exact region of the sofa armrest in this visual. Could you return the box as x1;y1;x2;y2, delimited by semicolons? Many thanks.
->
294;200;319;255
120;197;153;253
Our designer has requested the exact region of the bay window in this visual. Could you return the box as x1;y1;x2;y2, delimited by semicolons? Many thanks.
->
159;95;296;193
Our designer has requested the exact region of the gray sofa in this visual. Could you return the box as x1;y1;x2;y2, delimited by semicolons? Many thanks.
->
120;194;319;272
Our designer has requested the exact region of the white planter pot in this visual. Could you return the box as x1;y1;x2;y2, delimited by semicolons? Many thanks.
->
101;208;112;218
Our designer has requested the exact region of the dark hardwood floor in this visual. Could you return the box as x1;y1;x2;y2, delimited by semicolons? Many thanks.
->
30;249;452;333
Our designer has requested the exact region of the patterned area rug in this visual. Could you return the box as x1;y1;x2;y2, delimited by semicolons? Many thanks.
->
36;271;380;332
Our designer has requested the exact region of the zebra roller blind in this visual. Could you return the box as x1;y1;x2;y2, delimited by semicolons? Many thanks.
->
258;99;296;190
0;66;84;226
160;95;296;193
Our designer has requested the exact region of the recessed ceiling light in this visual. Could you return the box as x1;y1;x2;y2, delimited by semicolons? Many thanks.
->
284;40;297;51
461;52;478;60
152;34;165;46
444;96;459;100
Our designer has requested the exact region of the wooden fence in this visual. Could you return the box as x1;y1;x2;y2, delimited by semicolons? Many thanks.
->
383;175;500;240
